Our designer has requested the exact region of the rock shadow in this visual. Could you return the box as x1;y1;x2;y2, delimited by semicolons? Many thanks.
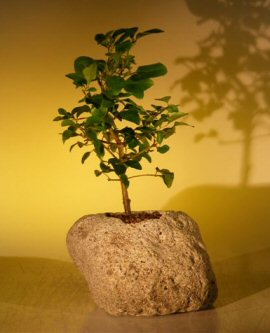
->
164;184;270;306
214;247;270;307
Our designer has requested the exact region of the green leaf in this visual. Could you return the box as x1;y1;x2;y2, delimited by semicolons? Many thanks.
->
141;152;152;163
125;160;142;170
156;96;171;103
83;62;97;83
157;145;170;154
120;127;139;148
163;126;176;138
86;94;112;108
115;40;133;53
74;56;94;73
107;76;125;95
174;121;193;127
108;158;127;175
131;63;167;80
138;126;155;139
153;114;169;127
96;60;106;72
86;94;102;107
58;108;67;115
163;172;174;188
62;129;74;143
100;162;112;173
127;137;139;149
109;143;118;152
167;105;179;113
65;73;80;80
113;27;138;42
168;112;187;123
139;140;150;151
53;116;63;121
69;142;84;152
156;167;174;188
124;78;154;99
120;174;130;188
71;105;91;116
65;73;86;87
114;163;126;175
123;98;138;106
112;28;128;38
94;170;102;177
86;107;107;126
85;128;97;141
93;140;105;158
120;109;140;125
157;132;164;144
95;33;106;45
81;152;91;164
69;142;77;152
61;119;76;127
136;28;164;39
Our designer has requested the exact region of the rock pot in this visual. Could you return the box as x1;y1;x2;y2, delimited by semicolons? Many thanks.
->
67;211;217;316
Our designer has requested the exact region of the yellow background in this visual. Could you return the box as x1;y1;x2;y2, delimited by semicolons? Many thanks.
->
1;0;269;262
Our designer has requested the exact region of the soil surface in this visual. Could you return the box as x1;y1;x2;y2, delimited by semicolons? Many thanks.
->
105;211;162;224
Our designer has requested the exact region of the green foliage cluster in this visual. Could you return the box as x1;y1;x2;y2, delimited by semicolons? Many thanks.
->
54;27;189;211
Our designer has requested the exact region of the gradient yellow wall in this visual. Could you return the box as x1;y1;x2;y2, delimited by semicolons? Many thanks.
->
1;0;269;262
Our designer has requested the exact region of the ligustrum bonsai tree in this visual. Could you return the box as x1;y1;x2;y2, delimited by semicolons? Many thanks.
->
54;27;189;215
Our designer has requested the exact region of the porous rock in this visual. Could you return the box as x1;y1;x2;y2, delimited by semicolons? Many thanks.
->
67;211;217;316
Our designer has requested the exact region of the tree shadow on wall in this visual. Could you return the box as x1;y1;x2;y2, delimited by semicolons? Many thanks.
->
170;0;270;306
174;0;270;186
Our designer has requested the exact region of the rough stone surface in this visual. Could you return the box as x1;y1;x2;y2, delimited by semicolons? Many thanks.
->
67;211;218;316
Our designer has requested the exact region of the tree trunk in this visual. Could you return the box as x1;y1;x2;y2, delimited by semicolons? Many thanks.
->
120;180;131;215
240;125;252;187
111;129;132;214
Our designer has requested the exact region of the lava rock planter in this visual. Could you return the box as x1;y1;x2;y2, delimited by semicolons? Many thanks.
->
67;211;217;316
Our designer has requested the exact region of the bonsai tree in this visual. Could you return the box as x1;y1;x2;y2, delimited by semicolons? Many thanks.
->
54;27;189;215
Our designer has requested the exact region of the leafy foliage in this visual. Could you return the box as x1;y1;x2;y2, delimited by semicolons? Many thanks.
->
54;27;190;213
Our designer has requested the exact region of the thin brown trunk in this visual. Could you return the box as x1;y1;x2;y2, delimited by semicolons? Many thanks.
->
111;128;132;214
240;125;252;187
120;180;131;215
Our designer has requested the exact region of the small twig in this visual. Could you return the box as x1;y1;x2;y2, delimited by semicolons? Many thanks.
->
128;173;160;180
128;144;155;160
107;178;120;182
107;173;161;182
104;145;118;159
